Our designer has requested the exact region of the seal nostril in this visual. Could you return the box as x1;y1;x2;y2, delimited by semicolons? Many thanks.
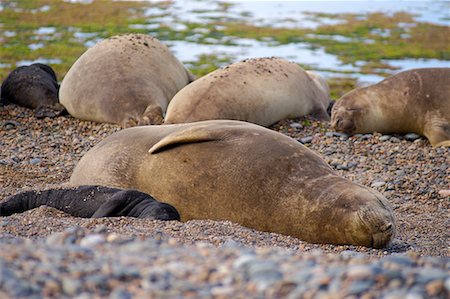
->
383;223;393;232
336;119;341;128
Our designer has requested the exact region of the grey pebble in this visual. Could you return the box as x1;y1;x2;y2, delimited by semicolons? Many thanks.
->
336;164;349;170
360;134;373;140
299;136;313;144
290;123;303;129
371;181;386;188
379;135;392;142
62;278;82;295
390;137;401;143
109;289;132;299
404;133;421;141
325;132;334;137
346;280;374;295
29;158;41;165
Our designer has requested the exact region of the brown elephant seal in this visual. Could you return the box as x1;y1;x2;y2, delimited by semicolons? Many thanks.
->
70;120;395;248
331;68;450;147
0;185;179;220
59;34;194;127
1;63;65;118
164;57;330;126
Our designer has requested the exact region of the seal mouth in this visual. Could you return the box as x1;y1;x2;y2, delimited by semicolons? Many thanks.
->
333;118;356;134
371;222;395;248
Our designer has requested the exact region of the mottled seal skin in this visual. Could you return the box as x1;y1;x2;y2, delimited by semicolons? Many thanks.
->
59;34;194;127
1;63;65;118
331;68;450;147
0;185;180;220
70;120;396;248
165;57;330;126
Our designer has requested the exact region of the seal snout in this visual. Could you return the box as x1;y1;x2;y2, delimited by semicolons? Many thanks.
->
371;222;395;249
357;205;396;249
332;117;355;134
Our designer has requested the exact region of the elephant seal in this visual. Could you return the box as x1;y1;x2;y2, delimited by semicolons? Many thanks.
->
70;120;395;248
0;185;180;220
59;34;194;127
331;68;450;147
1;63;65;117
164;57;330;126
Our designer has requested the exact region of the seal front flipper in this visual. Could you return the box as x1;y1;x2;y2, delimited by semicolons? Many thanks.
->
92;190;180;220
424;121;450;147
149;124;230;154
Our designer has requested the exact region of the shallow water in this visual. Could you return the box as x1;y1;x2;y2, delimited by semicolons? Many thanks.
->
145;0;450;83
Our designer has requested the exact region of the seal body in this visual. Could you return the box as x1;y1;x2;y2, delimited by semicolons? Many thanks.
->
0;185;180;220
331;68;450;147
59;34;194;127
1;63;64;117
165;57;330;126
70;120;395;248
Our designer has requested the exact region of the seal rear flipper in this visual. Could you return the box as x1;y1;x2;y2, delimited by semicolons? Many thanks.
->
148;124;229;154
92;190;180;220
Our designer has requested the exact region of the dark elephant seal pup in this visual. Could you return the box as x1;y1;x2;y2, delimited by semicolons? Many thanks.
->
164;57;330;126
331;68;450;147
70;120;395;248
59;34;194;127
1;63;65;117
0;185;180;220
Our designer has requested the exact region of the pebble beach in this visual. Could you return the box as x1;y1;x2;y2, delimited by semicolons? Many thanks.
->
0;105;449;298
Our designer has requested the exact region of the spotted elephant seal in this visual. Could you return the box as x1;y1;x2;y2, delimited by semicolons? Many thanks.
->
59;34;194;127
0;185;180;220
164;57;330;126
331;68;450;147
1;63;65;117
70;120;395;248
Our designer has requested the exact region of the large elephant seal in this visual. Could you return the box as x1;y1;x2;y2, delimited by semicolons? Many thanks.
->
164;57;330;126
331;68;450;147
59;34;194;127
70;120;395;248
0;185;180;220
1;63;65;117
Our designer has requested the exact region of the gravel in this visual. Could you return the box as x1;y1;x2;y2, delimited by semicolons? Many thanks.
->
0;106;449;298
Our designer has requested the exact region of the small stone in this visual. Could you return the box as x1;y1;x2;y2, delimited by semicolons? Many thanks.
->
347;162;358;168
404;133;421;141
29;158;41;165
379;135;392;142
333;132;349;138
325;132;334;137
290;123;303;129
299;136;313;144
371;181;386;188
346;265;374;280
438;190;450;197
360;134;372;140
62;278;82;295
346;280;374;295
336;164;349;170
444;277;450;292
390;137;401;143
4;121;20;130
80;234;106;247
426;280;444;296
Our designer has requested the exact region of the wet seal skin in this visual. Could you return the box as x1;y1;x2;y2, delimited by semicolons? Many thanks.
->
331;68;450;147
0;185;180;220
1;63;65;118
59;33;194;128
165;57;330;126
70;120;396;248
